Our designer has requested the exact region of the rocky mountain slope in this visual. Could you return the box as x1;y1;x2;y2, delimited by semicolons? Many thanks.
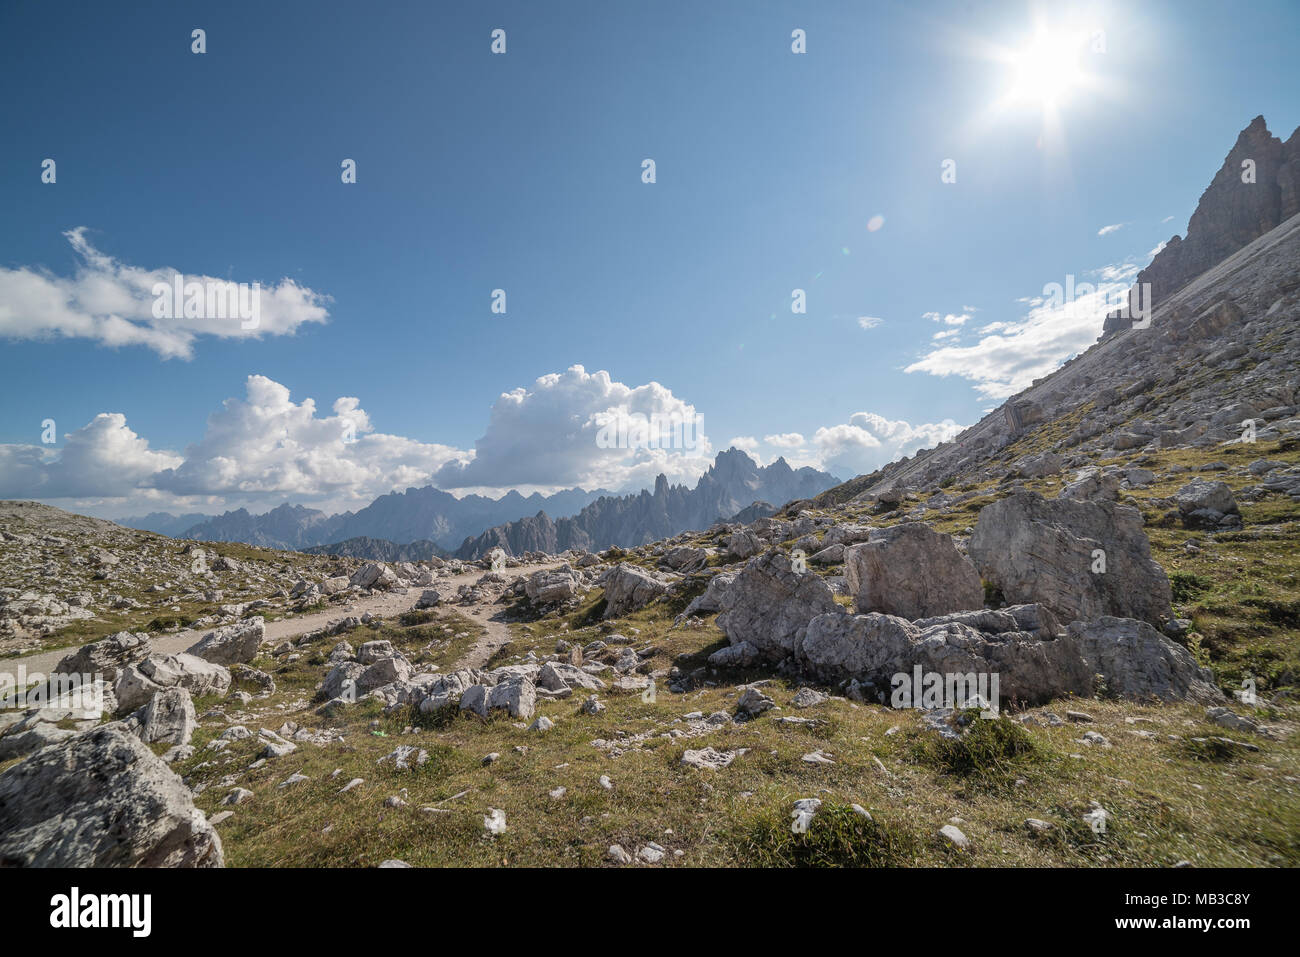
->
454;449;839;558
0;501;375;658
1134;115;1300;307
827;120;1300;509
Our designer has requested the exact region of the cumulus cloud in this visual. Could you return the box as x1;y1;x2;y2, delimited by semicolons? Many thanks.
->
149;375;466;503
0;414;182;499
1;376;468;514
905;263;1138;400
857;316;883;329
433;366;713;493
2;368;726;514
0;229;329;359
740;413;963;479
1097;223;1125;236
806;412;964;478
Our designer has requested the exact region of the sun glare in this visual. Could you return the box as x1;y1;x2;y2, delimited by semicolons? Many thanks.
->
1008;29;1087;106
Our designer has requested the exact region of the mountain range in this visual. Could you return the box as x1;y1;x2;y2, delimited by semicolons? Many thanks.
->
122;486;611;552
119;450;839;559
454;448;839;558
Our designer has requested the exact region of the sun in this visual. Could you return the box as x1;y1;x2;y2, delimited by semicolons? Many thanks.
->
1007;28;1088;107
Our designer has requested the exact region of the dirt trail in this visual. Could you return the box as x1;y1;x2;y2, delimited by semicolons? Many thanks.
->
1;561;566;682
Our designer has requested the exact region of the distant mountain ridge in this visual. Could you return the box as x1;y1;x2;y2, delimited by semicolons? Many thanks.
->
117;511;217;537
300;537;451;562
142;485;612;552
454;449;839;558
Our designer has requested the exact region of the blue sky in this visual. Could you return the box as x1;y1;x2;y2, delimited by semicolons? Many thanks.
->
1;0;1297;518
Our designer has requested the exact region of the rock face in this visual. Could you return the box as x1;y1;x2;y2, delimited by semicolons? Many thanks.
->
0;725;223;867
134;687;197;745
844;523;984;620
1065;617;1222;704
1174;479;1242;529
682;572;735;617
969;492;1172;627
601;564;670;619
54;631;151;683
800;611;1092;704
115;653;231;713
715;551;839;661
349;562;398;590
189;616;266;665
524;565;581;605
1134;116;1300;306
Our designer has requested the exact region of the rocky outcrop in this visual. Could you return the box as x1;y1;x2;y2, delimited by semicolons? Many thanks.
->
53;631;151;684
0;725;223;867
601;564;671;619
715;551;839;661
114;653;231;714
1174;479;1242;529
800;611;1092;704
969;492;1172;627
131;687;197;746
189;616;266;665
1065;617;1222;704
683;572;736;617
349;562;398;590
843;523;984;620
524;565;581;605
1132;116;1300;307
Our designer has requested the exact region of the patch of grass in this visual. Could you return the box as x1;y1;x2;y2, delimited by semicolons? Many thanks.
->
1176;735;1255;763
911;714;1046;787
1169;571;1212;604
731;801;921;867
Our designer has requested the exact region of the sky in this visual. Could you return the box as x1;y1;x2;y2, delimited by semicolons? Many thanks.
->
1;0;1298;519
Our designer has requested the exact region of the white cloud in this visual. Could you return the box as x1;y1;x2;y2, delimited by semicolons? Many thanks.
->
1147;240;1168;258
1097;223;1125;236
0;414;182;499
1161;215;1175;223
149;376;466;506
923;311;970;326
2;377;467;514
0;229;329;359
433;365;713;493
857;316;883;329
3;368;723;515
806;412;964;478
905;264;1134;400
763;432;805;448
932;328;961;341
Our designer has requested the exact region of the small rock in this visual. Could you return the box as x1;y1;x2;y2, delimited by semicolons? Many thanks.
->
939;824;970;849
